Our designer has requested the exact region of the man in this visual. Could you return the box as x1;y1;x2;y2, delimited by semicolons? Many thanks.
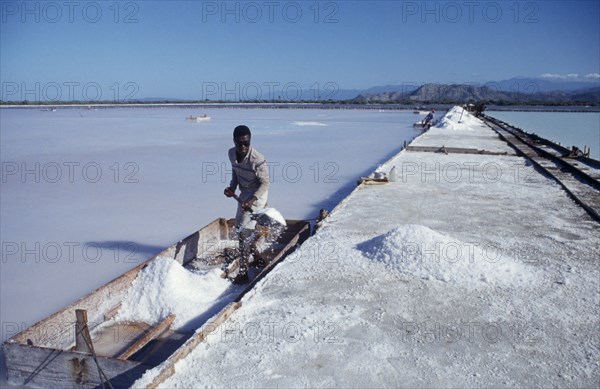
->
223;125;269;283
422;110;435;128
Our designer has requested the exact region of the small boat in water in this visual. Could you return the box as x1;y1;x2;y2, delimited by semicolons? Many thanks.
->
186;115;211;122
413;120;437;129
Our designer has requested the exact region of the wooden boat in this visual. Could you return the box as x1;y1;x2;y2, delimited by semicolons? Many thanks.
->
186;115;211;122
413;120;430;129
2;218;310;388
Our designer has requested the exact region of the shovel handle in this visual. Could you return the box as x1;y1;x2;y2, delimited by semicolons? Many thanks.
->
230;193;253;212
230;193;242;203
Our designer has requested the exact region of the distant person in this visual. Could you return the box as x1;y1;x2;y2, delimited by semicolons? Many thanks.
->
223;125;270;283
422;110;435;128
474;102;486;117
565;145;584;158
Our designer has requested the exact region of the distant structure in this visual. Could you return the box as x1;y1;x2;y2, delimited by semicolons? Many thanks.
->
467;102;487;117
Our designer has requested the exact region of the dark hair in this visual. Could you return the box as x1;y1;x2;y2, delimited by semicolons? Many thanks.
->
233;125;251;139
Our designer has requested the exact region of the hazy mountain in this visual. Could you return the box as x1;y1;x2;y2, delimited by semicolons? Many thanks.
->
352;83;600;104
569;87;600;102
486;76;600;93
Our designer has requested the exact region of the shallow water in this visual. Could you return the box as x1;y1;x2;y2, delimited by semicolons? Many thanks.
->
488;110;600;159
0;106;422;342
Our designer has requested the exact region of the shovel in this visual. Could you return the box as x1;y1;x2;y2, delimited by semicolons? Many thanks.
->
229;193;286;228
220;193;286;279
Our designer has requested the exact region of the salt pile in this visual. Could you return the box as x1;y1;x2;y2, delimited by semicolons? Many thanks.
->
437;106;481;131
115;257;230;330
357;224;536;287
253;207;287;226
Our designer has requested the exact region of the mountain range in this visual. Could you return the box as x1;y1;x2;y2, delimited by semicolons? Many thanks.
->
352;83;600;104
303;76;596;102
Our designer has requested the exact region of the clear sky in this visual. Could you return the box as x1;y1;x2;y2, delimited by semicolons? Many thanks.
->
1;0;599;100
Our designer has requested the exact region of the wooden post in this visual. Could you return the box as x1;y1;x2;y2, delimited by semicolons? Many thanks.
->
75;309;93;354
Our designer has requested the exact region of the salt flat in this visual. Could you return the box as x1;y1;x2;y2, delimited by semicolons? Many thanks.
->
140;107;599;388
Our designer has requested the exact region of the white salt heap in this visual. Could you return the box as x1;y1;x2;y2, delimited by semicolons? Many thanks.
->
357;224;535;287
408;106;515;153
115;257;231;330
253;207;287;226
437;105;482;130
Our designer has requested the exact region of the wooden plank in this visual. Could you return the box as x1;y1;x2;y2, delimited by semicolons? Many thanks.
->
3;342;149;389
103;302;122;322
89;322;151;358
74;310;92;354
405;145;509;156
117;314;176;360
172;218;238;267
358;177;389;185
146;302;242;389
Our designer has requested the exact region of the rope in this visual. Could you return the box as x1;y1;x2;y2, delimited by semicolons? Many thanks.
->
76;322;115;389
23;349;64;385
21;322;115;389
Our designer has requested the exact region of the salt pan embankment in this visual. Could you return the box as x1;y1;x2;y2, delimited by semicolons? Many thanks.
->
137;107;599;388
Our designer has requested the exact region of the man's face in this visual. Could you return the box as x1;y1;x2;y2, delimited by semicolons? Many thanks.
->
234;134;251;157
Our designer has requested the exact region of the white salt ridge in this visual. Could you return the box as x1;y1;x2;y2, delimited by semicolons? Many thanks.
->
116;257;230;330
408;106;515;153
437;106;482;131
358;224;535;287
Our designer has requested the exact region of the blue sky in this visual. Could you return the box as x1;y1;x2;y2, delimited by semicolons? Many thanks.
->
1;0;599;100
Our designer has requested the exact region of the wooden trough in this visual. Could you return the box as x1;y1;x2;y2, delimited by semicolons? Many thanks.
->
2;218;310;388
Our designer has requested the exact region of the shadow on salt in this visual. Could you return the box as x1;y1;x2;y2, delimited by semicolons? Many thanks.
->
356;224;537;287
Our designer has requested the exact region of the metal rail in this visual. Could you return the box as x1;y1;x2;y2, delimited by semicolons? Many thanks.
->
482;115;600;223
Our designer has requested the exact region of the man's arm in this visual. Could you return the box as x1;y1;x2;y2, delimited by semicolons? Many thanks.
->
228;169;239;192
225;148;239;197
253;159;270;199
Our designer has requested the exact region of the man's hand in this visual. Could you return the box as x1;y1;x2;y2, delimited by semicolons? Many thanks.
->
241;196;257;211
224;187;235;197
